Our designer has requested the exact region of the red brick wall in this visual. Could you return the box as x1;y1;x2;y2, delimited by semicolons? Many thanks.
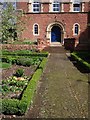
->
16;2;89;46
1;44;37;51
17;2;28;13
21;13;88;41
43;3;49;12
64;3;70;12
84;2;89;12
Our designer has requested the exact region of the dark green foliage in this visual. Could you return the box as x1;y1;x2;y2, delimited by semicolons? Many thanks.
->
2;85;9;92
1;50;47;67
1;50;48;57
0;62;11;69
15;68;24;77
16;57;41;66
71;52;90;71
17;101;27;115
2;99;19;115
1;76;28;96
2;56;48;115
72;52;90;63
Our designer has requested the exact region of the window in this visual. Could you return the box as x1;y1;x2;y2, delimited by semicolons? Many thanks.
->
52;1;60;12
73;3;80;12
33;24;39;35
74;24;79;35
32;2;41;13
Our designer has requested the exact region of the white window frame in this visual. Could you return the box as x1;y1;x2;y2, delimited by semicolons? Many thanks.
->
32;2;41;13
73;3;81;12
33;24;39;36
73;23;80;35
52;1;60;12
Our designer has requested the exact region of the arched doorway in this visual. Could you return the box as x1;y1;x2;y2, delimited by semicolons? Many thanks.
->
46;22;65;45
51;26;61;42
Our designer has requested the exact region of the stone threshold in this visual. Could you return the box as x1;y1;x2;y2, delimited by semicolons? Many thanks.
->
50;42;62;47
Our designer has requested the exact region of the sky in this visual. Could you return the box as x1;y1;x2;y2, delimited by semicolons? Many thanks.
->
0;0;89;3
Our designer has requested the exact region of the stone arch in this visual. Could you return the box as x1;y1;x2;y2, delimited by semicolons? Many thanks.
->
46;21;65;44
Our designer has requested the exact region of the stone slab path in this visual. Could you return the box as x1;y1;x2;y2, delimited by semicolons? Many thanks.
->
25;47;88;118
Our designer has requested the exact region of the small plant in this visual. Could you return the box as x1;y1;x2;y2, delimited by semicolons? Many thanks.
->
15;68;24;77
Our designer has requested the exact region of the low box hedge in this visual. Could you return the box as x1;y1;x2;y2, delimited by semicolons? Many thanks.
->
71;52;90;71
1;55;45;67
1;50;48;57
1;57;48;115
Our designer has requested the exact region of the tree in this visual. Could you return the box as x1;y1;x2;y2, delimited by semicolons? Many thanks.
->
1;2;31;44
1;2;17;43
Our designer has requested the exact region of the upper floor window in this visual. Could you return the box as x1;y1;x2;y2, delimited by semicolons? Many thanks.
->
73;23;80;35
33;24;39;35
73;3;80;12
32;2;41;13
72;0;81;12
52;1;60;12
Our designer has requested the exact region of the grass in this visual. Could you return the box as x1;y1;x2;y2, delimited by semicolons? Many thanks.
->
0;62;12;69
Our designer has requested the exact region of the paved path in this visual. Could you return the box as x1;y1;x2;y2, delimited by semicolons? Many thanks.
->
25;47;88;118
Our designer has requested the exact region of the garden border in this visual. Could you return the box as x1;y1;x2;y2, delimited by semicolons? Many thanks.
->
1;54;48;115
71;52;90;71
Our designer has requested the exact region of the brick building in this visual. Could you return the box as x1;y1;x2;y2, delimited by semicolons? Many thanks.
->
17;0;89;49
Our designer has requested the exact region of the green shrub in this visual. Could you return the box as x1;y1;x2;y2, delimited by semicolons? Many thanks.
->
1;50;48;57
15;68;24;77
71;52;90;71
2;99;19;115
18;101;27;115
16;57;42;66
0;62;11;69
21;57;48;112
2;85;9;92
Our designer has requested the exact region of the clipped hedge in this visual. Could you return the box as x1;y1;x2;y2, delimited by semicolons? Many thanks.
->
1;50;48;57
2;57;48;115
71;52;90;71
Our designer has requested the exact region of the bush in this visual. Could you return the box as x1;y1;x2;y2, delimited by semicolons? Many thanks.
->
2;99;19;115
15;68;24;77
16;57;42;67
71;52;90;71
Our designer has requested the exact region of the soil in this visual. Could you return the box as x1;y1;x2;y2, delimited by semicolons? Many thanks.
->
2;64;37;80
1;64;38;100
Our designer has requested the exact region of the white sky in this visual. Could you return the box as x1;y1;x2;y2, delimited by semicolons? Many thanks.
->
0;0;89;2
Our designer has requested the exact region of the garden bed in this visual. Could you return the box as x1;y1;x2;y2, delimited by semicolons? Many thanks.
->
2;65;36;80
1;65;37;100
0;50;48;116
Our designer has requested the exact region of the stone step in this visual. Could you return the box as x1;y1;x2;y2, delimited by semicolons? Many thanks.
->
50;42;62;47
43;46;68;53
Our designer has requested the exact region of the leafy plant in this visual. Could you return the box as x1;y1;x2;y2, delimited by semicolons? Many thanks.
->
2;85;9;92
15;68;24;77
2;56;48;115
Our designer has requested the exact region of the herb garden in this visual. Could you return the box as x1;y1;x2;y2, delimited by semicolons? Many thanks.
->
0;50;48;115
